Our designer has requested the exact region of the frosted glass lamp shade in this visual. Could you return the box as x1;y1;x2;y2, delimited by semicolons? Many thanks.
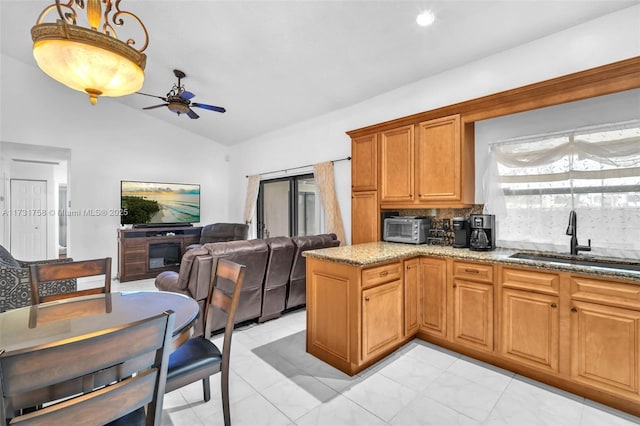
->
32;21;146;104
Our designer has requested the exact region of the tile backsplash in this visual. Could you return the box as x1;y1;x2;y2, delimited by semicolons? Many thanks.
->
389;205;484;246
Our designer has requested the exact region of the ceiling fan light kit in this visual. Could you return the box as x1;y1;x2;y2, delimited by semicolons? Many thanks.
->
137;69;226;119
31;0;148;105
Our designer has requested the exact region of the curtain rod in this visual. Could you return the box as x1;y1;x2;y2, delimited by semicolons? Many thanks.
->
246;156;351;178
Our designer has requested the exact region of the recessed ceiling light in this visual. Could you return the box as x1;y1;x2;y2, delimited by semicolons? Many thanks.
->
416;10;435;27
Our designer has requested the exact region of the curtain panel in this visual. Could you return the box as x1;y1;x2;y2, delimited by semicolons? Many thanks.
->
243;174;261;233
313;162;346;246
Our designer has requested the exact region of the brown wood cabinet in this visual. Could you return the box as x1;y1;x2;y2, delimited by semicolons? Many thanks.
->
351;133;378;192
362;278;403;362
452;261;494;352
404;258;420;336
117;226;201;282
374;114;474;208
569;275;640;400
306;258;406;375
416;115;464;202
499;267;560;373
350;133;380;244
419;257;447;338
379;125;414;203
351;191;378;245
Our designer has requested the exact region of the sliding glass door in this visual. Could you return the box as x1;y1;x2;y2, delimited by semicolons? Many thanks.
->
257;174;321;238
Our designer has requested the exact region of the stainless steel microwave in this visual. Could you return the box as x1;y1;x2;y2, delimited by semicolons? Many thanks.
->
383;217;429;244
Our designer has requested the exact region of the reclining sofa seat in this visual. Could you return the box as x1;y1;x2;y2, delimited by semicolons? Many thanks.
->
259;236;295;323
156;239;268;336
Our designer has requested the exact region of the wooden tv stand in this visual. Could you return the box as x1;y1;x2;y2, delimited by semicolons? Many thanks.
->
117;226;202;282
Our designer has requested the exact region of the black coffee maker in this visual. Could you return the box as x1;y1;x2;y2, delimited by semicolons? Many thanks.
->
452;217;470;248
469;214;496;251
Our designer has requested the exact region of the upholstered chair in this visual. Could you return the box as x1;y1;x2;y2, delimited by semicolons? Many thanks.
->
0;244;77;312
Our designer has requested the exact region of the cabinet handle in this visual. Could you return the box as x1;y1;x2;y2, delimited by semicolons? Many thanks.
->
550;303;557;308
365;296;370;301
453;284;457;288
464;269;479;274
571;307;577;312
379;271;389;277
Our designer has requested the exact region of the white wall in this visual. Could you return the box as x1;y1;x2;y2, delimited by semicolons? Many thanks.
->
0;55;231;271
228;5;640;245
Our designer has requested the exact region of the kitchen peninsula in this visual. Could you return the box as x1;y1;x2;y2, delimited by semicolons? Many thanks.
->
304;242;640;417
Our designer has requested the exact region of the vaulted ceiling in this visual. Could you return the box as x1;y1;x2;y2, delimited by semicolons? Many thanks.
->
1;1;637;145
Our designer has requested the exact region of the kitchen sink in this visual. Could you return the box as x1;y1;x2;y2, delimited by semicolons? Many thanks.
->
509;252;640;272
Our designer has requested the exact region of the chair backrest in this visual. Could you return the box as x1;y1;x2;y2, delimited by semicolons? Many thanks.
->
0;310;175;426
29;257;112;305
204;259;246;361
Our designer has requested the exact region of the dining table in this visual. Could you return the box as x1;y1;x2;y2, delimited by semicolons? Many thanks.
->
0;291;200;355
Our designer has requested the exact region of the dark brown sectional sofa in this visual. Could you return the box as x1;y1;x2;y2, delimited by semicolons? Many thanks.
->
155;234;339;336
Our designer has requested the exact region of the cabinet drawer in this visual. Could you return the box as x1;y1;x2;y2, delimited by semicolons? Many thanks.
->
501;267;560;295
362;262;402;289
453;261;493;283
571;275;640;309
125;262;146;275
125;251;146;262
125;239;146;249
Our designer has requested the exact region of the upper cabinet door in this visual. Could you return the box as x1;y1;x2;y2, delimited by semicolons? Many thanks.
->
380;125;414;202
416;114;461;202
351;133;378;192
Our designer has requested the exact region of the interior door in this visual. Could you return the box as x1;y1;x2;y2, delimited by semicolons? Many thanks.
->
10;179;47;260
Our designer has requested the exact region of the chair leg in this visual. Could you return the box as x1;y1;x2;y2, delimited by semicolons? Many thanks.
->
202;377;211;402
222;369;230;426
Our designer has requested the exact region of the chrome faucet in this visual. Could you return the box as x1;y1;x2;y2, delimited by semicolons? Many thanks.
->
566;210;591;256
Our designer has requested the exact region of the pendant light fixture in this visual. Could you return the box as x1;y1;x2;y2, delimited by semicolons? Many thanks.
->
31;0;149;105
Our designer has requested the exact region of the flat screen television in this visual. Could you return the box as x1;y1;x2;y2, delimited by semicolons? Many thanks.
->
120;180;200;227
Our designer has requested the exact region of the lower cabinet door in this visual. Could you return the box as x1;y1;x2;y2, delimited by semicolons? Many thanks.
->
404;258;420;336
362;279;403;362
453;279;493;352
571;300;640;399
419;257;447;338
501;288;559;372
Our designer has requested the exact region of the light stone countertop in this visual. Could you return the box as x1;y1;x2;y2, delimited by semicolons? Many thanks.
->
303;242;640;282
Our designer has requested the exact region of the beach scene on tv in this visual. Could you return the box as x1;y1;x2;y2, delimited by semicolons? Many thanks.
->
121;181;200;225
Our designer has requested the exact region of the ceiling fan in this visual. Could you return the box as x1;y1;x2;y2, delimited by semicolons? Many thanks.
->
136;69;226;119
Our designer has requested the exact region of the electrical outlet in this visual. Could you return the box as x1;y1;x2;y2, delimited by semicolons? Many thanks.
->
443;218;451;231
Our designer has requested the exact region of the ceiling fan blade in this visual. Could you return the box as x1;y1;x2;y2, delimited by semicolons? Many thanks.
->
143;104;169;110
191;102;226;113
136;92;168;102
180;91;195;100
187;108;200;119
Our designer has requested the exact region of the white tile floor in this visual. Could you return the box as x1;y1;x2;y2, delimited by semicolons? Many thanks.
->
115;279;640;426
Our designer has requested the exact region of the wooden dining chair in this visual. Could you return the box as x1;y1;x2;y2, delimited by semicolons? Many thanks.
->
29;257;112;305
0;310;175;426
165;258;246;426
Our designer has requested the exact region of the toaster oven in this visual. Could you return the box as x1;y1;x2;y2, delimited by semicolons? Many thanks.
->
383;216;429;244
